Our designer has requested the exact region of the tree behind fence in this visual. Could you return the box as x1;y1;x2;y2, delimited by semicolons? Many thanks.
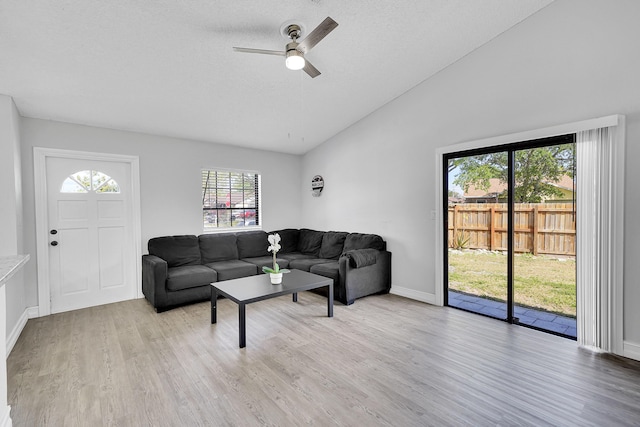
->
447;203;576;256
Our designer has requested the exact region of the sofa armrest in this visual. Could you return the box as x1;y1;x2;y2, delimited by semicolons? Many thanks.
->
339;250;391;304
341;248;379;268
142;254;168;311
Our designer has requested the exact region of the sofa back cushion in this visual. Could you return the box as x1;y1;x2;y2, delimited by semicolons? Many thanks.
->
343;233;386;253
199;233;239;263
270;228;299;253
148;235;201;268
237;230;269;259
318;231;348;260
297;228;324;256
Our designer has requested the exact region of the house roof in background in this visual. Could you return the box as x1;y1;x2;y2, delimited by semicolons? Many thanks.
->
465;178;507;197
464;175;574;198
0;0;554;154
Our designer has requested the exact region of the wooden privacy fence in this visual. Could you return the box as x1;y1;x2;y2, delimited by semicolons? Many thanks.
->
448;203;576;256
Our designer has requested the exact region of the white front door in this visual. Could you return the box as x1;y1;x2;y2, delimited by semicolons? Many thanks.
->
45;156;136;313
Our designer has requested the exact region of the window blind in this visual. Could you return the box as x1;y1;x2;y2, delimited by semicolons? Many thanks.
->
202;169;260;230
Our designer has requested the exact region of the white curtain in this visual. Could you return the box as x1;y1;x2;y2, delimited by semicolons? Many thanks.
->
576;127;614;351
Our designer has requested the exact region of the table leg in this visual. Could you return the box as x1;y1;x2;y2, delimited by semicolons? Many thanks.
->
239;303;246;348
211;289;217;324
292;292;298;302
328;283;334;318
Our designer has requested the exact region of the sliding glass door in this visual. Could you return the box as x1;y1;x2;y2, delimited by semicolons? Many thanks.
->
512;144;577;336
444;136;577;338
446;151;508;320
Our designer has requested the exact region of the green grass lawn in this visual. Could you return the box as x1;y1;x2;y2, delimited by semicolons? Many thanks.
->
448;249;576;318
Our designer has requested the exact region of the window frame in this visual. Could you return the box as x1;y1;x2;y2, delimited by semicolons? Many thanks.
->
60;170;121;194
201;168;261;233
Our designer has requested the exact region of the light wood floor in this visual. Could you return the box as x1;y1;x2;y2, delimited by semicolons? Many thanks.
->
7;293;640;426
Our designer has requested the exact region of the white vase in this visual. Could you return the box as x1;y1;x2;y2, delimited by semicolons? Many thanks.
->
270;272;283;284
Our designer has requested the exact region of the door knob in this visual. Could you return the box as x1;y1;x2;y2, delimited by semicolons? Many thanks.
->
50;229;58;235
51;241;58;246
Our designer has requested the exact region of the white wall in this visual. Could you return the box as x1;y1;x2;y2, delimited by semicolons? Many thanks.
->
20;118;303;309
0;96;21;256
0;94;24;427
0;95;28;341
301;0;640;346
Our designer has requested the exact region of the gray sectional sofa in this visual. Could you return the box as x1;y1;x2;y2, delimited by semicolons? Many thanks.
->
142;228;392;312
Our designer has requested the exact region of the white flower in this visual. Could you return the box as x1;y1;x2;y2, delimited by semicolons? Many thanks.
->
268;233;281;245
268;243;281;253
267;233;281;253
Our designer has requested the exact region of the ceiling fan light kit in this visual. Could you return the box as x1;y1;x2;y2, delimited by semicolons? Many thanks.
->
233;17;338;78
285;43;305;70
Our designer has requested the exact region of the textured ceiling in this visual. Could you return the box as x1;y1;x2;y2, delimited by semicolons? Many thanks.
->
0;0;554;154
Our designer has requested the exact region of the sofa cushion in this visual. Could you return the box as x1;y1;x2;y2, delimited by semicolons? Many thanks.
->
270;228;299;253
241;256;290;271
277;252;316;262
318;231;348;260
297;228;324;256
205;260;257;281
343;233;386;253
289;258;335;272
237;231;269;259
148;235;201;268
199;233;239;263
309;261;347;304
309;261;340;284
166;265;217;291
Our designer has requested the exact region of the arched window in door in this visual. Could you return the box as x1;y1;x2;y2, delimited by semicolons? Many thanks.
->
60;170;121;193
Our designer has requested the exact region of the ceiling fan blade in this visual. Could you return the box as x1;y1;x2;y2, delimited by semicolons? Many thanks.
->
303;60;321;78
297;17;338;54
233;47;285;56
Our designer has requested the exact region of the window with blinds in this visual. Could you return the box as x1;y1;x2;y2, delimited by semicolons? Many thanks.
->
202;169;260;231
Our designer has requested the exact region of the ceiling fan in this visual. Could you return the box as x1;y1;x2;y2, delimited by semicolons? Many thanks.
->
233;17;338;78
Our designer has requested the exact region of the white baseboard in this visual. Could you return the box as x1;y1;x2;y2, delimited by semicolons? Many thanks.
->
27;306;39;318
390;286;437;305
623;341;640;362
6;306;38;357
0;406;11;427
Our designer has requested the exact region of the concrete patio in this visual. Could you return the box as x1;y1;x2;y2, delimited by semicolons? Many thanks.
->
448;290;577;338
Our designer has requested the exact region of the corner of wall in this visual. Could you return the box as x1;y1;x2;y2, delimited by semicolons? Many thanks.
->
5;306;34;356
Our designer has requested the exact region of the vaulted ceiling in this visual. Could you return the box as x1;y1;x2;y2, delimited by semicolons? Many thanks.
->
0;0;554;154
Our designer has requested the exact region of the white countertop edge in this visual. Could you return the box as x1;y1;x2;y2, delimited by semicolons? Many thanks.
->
0;254;30;287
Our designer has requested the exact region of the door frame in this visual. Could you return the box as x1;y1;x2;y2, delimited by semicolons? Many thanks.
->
434;114;625;353
34;147;142;317
442;134;575;330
